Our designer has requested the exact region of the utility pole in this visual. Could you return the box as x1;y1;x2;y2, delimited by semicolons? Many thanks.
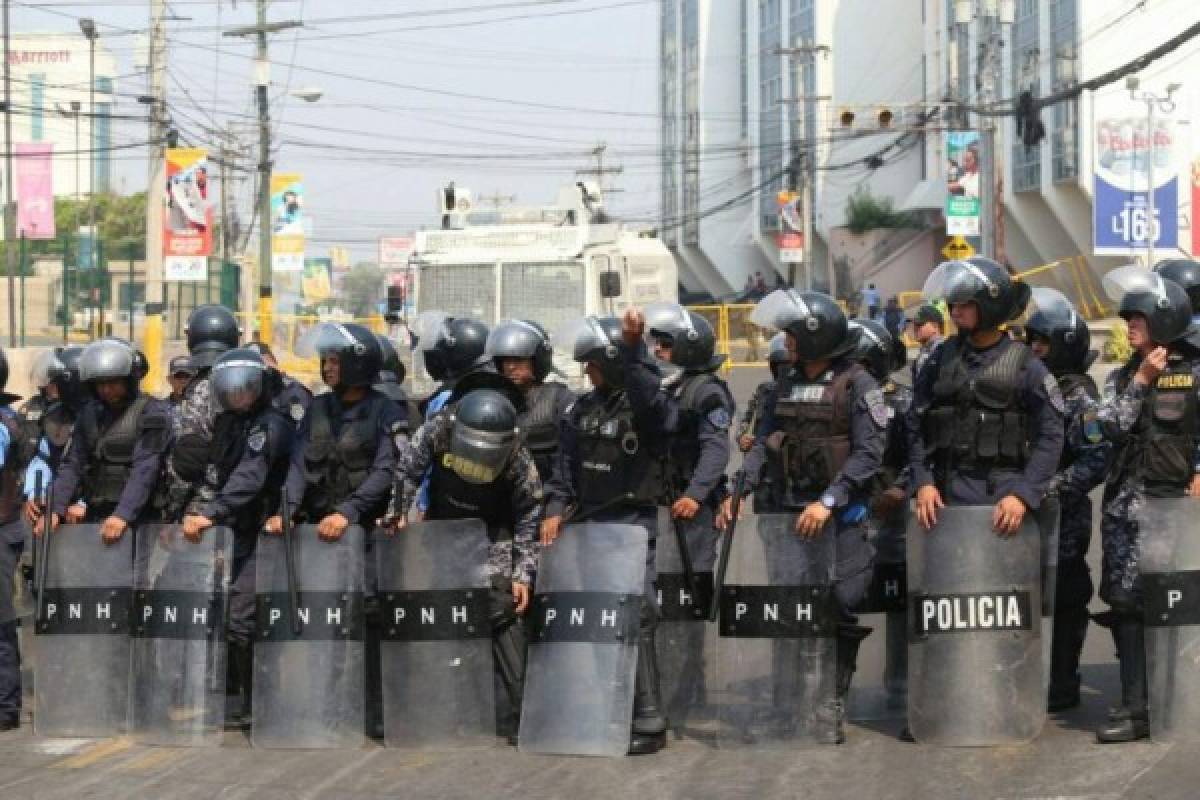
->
142;0;168;390
3;0;15;346
965;0;1013;262
225;5;302;347
778;44;831;292
1127;78;1181;268
576;143;624;196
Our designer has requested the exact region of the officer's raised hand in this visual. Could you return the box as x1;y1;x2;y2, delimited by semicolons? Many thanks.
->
622;307;645;347
512;581;530;614
100;515;127;544
1134;346;1168;386
795;501;831;538
316;511;350;541
182;514;212;542
915;484;944;530
992;495;1026;536
540;514;562;545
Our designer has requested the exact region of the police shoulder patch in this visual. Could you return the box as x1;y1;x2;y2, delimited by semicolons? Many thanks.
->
864;388;889;429
1082;410;1103;444
290;402;306;422
707;407;732;431
1043;373;1066;413
247;427;267;453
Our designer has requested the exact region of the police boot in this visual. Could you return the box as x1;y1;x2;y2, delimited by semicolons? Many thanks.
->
819;624;873;745
629;628;667;755
224;644;253;731
1097;620;1149;743
1048;607;1089;712
883;610;908;710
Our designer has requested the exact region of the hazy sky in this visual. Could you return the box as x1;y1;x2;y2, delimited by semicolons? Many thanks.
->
12;0;661;261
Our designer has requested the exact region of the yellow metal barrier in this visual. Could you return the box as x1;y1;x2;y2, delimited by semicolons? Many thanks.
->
231;312;389;386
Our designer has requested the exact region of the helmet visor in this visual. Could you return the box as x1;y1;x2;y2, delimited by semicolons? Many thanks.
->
30;349;66;389
643;301;694;345
923;260;998;305
295;322;369;361
486;319;543;360
79;341;134;382
1102;264;1172;308
749;288;812;332
1028;287;1078;331
554;317;617;362
211;359;265;413
447;423;514;484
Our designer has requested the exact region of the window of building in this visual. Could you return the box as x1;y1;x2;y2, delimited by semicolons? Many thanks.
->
1050;0;1079;182
1011;0;1041;192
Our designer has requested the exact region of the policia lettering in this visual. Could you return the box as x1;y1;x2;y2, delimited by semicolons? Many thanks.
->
913;591;1033;635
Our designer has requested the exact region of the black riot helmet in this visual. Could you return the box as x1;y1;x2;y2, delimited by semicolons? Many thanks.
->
487;319;555;382
78;338;139;398
414;311;490;382
0;347;19;405
186;305;241;369
302;322;383;390
1103;265;1193;346
447;388;518;484
644;302;723;372
750;289;859;362
557;315;625;388
31;346;84;403
1153;258;1200;315
848;319;899;383
375;333;407;385
210;348;269;414
767;332;791;379
922;256;1031;332
1025;287;1093;375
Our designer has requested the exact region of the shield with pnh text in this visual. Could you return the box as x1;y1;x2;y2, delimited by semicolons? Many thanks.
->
253;524;366;749
33;524;133;738
907;504;1043;746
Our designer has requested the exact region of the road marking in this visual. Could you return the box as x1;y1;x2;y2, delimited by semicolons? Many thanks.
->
56;737;133;769
118;748;183;773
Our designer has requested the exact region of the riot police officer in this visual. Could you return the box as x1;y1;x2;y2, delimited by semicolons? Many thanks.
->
0;348;24;730
181;348;293;729
41;338;173;541
389;388;541;743
166;305;241;518
1093;267;1197;742
907;257;1064;534
542;309;676;755
721;290;887;743
245;341;312;428
373;333;418;433
20;346;84;524
1023;288;1111;712
167;355;196;407
486;319;574;483
736;333;791;454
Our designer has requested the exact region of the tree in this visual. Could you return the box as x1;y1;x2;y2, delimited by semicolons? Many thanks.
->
342;262;385;317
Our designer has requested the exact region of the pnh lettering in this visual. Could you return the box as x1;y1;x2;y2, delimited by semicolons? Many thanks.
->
734;601;814;623
267;605;343;626
393;605;471;625
141;603;208;626
543;606;619;627
46;600;113;621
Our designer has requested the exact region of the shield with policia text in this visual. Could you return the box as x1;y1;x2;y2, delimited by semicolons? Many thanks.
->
655;507;717;736
714;512;838;747
33;524;133;738
1141;497;1200;742
128;524;233;745
375;519;496;749
907;505;1043;746
519;522;647;757
253;524;366;749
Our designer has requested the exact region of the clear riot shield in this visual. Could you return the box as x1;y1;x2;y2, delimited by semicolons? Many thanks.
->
907;506;1043;746
655;507;717;738
33;524;133;738
253;525;366;749
128;524;233;745
849;522;908;721
1141;497;1200;742
713;513;838;747
519;522;647;757
1038;496;1061;698
375;519;496;749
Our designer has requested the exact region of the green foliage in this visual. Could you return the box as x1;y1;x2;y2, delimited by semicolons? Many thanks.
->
1103;318;1133;363
843;188;919;234
342;262;385;317
54;192;148;249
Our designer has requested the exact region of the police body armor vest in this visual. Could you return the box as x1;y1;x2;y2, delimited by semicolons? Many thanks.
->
82;395;151;509
16;395;48;468
212;406;291;529
172;374;213;485
0;412;21;521
575;390;664;515
520;382;568;481
746;380;782;513
302;393;382;519
923;337;1031;474
1057;372;1099;472
769;363;860;507
373;379;417;434
665;371;731;496
1129;358;1198;497
428;451;515;537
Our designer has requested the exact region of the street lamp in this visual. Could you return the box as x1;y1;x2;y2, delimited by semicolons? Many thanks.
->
79;18;100;335
288;87;323;103
56;101;81;341
1127;77;1181;268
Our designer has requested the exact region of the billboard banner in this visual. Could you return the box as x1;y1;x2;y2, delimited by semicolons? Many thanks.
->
946;131;981;236
15;143;55;239
1093;87;1183;256
303;257;333;304
271;173;305;273
164;147;212;281
379;236;413;267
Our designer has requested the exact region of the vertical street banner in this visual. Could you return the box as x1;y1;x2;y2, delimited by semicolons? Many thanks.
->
1093;86;1181;256
270;173;305;274
945;131;981;236
164;147;212;281
15;143;55;239
303;257;333;304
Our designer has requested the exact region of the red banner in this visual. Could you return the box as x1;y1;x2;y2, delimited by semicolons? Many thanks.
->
15;143;55;239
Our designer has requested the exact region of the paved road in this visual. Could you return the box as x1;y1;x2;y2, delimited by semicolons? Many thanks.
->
2;359;1197;799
